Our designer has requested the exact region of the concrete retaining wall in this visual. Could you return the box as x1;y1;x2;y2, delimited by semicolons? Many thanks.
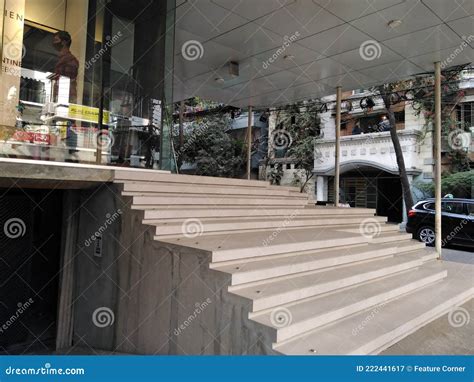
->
71;184;274;355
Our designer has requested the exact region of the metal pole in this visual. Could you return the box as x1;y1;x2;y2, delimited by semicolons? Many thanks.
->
434;62;442;259
334;86;342;206
246;106;253;180
179;100;184;149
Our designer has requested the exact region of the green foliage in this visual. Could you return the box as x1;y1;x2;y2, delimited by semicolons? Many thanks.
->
414;170;473;199
268;163;283;185
179;114;244;177
273;101;322;191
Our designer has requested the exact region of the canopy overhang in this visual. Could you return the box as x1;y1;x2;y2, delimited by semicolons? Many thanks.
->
173;0;473;108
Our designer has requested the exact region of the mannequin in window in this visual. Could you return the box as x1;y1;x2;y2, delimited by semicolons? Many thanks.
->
51;31;79;103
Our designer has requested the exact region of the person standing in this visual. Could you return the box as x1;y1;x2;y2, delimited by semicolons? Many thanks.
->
51;31;79;103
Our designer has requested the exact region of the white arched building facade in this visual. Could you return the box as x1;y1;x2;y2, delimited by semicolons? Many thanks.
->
313;94;434;224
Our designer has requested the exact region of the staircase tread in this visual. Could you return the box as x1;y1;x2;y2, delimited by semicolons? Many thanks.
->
252;262;445;330
274;261;474;355
230;253;425;301
157;227;367;254
212;241;427;275
150;215;387;227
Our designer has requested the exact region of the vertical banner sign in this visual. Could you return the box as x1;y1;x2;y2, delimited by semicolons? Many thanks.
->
0;0;25;130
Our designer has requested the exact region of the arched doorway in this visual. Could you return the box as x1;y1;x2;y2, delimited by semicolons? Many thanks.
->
327;165;403;223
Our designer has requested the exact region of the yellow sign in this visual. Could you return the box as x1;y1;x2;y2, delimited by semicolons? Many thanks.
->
68;104;110;124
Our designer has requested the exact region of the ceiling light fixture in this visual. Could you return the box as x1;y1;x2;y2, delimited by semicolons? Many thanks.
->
387;19;402;29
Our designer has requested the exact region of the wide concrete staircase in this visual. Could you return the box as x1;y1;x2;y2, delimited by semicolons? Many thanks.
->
114;170;474;355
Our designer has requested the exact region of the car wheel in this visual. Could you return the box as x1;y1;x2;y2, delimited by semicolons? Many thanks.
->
417;226;436;246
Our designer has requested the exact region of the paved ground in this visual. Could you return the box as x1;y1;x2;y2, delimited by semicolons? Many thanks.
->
381;245;473;355
441;246;474;264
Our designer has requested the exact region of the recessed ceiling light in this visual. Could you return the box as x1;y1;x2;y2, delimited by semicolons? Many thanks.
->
387;19;402;29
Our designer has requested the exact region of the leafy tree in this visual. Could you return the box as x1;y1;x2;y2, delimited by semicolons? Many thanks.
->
377;83;414;211
272;101;322;192
179;114;244;177
374;66;467;214
414;170;473;199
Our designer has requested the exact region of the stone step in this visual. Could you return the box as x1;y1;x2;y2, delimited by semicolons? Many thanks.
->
157;228;416;263
158;228;372;262
142;207;376;220
211;241;427;285
121;182;300;197
229;254;426;312
252;262;446;343
152;216;392;238
123;191;308;200
370;231;413;243
132;195;307;206
115;170;270;188
273;262;474;354
305;206;376;214
145;213;381;225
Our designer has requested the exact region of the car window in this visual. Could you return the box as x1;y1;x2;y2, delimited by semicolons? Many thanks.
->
467;203;474;216
442;202;465;215
423;202;435;210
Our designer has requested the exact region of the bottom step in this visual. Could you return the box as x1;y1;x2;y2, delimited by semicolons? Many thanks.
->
274;262;474;355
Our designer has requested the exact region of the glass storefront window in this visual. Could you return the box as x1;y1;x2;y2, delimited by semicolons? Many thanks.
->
0;0;175;169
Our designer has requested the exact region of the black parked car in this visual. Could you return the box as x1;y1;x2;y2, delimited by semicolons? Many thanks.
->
406;198;474;248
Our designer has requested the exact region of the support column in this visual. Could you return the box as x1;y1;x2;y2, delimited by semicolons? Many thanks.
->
400;174;414;229
179;100;184;149
246;106;253;180
334;86;342;206
434;62;442;259
316;176;328;203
